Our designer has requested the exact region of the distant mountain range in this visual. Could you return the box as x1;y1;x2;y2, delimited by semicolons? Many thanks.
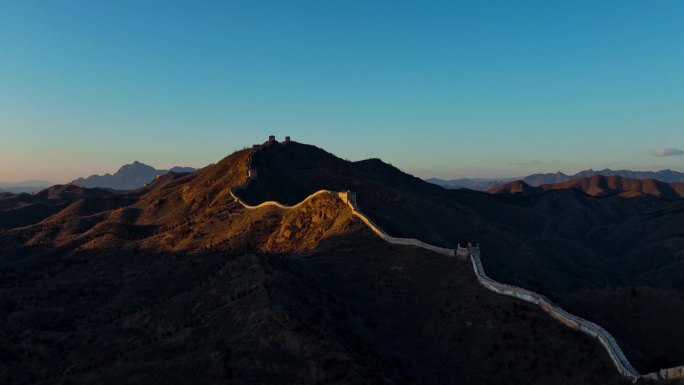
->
427;168;684;191
0;180;53;194
72;161;198;190
425;177;517;191
490;175;684;200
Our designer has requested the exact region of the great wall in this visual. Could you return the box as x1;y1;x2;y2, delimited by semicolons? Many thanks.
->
230;137;684;383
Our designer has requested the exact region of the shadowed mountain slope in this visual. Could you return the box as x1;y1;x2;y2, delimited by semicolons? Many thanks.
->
0;144;632;384
240;141;684;374
0;184;119;230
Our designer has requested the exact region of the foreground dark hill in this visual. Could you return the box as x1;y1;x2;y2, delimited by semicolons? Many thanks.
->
242;140;684;374
0;143;630;384
73;161;197;190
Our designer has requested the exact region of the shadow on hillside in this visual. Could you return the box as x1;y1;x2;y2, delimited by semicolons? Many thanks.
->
239;141;684;374
0;232;631;385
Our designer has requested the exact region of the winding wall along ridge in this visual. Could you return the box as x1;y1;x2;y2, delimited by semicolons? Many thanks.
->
230;145;684;382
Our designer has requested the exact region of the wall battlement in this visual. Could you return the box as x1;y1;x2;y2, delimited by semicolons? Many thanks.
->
229;145;683;383
456;243;479;260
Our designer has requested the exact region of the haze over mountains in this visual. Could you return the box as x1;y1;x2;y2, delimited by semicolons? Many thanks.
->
72;161;197;190
6;166;681;195
0;180;53;194
428;169;684;191
2;138;684;384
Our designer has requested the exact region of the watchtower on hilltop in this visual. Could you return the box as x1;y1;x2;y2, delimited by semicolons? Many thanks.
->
263;135;291;144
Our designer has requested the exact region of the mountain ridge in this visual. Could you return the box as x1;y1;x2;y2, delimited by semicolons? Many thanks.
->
429;168;684;191
234;140;684;374
3;138;684;383
489;175;684;199
232;148;647;380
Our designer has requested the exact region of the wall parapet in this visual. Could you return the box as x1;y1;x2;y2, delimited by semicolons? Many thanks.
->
230;145;683;382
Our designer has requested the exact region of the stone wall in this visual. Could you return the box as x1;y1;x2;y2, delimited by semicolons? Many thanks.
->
338;191;455;257
230;145;684;382
468;250;640;380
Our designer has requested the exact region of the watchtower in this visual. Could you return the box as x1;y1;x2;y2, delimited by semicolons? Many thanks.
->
268;135;275;141
455;243;469;260
285;136;291;143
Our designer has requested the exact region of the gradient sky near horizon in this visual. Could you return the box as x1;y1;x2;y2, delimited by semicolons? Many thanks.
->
1;1;683;183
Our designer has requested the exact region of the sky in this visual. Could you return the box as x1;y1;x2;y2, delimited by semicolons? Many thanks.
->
1;0;683;183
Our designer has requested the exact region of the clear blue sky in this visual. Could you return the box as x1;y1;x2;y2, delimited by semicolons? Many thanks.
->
1;0;683;182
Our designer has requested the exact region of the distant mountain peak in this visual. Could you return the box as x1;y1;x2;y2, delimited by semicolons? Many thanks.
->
73;161;198;190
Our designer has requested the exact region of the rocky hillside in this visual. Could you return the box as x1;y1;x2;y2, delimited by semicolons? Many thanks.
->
241;140;684;374
0;142;633;385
